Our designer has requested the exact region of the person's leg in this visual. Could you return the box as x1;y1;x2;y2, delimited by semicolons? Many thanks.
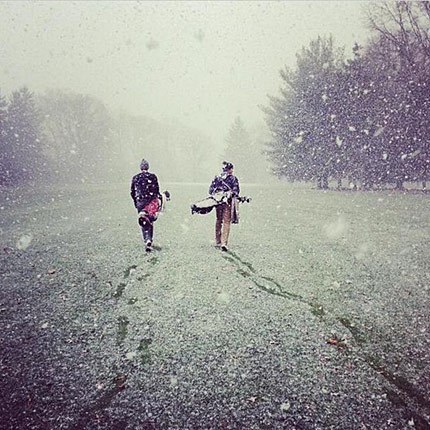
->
140;218;153;252
221;203;232;249
147;221;154;244
136;206;151;245
140;218;151;242
215;205;223;246
137;204;147;243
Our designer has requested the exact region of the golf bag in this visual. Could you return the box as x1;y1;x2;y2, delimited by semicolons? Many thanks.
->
190;191;251;223
138;190;171;227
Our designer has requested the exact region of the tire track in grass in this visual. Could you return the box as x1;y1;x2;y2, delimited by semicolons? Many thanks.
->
223;250;430;428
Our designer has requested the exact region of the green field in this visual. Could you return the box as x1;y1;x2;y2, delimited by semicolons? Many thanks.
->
0;182;429;429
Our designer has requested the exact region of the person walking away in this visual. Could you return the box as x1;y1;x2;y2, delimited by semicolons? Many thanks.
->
130;159;161;252
209;161;240;251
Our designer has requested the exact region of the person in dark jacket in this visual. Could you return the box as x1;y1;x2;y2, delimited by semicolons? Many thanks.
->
209;161;240;251
130;159;160;251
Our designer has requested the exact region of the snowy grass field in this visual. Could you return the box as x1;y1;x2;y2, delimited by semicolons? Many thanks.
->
0;182;429;429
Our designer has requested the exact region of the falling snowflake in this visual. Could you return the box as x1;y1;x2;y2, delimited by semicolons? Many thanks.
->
374;126;384;137
126;351;137;360
280;402;291;412
146;38;159;50
324;216;348;240
16;234;33;250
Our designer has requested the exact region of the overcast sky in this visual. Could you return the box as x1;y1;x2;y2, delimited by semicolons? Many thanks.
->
0;1;370;146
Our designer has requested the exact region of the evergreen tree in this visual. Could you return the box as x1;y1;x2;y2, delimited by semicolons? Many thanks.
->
0;89;8;184
409;75;430;189
367;1;430;189
224;116;254;182
4;87;45;184
338;43;389;189
264;36;344;188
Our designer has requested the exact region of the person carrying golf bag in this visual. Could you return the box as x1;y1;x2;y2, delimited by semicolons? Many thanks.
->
130;159;161;252
209;161;240;251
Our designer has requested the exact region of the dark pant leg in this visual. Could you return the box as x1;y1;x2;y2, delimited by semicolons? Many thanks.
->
221;203;232;246
215;205;223;245
136;204;154;243
145;220;154;242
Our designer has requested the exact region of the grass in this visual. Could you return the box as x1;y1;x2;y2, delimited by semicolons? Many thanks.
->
0;180;429;426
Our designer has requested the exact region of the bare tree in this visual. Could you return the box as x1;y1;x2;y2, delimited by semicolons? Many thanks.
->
366;1;430;74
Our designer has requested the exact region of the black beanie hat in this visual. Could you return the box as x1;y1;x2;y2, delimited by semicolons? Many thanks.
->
140;159;149;170
222;161;234;171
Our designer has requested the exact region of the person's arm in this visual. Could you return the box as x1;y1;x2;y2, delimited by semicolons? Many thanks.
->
209;176;217;195
152;174;160;197
233;176;240;196
130;176;137;206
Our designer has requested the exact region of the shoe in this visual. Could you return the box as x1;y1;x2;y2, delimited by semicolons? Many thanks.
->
145;240;152;252
221;245;228;252
215;243;221;249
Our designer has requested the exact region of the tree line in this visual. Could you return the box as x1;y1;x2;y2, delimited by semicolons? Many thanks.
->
0;87;215;186
3;2;428;190
0;83;271;187
264;2;430;190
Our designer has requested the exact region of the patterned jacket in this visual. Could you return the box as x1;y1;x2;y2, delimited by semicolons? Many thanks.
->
130;171;160;208
209;173;240;197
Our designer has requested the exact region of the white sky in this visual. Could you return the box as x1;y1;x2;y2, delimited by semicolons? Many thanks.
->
0;1;370;146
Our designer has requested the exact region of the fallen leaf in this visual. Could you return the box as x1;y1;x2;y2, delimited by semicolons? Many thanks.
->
326;336;347;349
114;374;127;390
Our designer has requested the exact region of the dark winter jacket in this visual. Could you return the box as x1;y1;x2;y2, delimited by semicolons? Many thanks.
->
209;173;240;197
130;171;160;208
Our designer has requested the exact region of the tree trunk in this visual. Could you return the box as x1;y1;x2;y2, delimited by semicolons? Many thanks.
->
363;179;374;191
422;181;426;190
395;179;404;190
317;175;329;189
322;174;329;189
337;177;342;190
